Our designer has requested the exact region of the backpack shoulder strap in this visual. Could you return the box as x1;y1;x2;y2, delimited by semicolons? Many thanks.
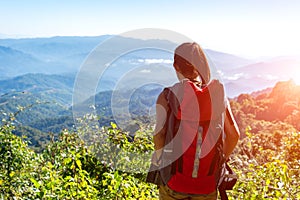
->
159;84;184;184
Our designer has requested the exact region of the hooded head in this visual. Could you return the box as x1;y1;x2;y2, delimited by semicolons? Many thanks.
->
173;42;211;84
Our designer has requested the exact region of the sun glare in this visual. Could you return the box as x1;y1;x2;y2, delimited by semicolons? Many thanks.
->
291;69;300;86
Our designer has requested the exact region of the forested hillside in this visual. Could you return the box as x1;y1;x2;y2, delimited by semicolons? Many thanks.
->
0;80;299;199
231;80;300;135
227;80;300;199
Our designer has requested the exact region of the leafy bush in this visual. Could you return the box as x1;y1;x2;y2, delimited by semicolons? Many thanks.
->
229;128;300;199
0;122;38;199
1;104;299;199
0;114;158;199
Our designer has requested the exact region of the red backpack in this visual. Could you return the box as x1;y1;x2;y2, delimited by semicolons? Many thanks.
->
159;79;226;194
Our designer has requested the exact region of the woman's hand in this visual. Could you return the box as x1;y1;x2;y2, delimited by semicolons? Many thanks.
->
151;149;162;166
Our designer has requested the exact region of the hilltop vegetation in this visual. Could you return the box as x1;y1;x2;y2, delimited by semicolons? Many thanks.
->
0;116;157;199
231;79;300;136
0;79;300;199
0;111;299;199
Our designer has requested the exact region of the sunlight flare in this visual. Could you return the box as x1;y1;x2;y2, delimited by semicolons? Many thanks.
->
291;68;300;85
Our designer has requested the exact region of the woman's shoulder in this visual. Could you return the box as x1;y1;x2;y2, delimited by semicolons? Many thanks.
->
156;83;181;108
156;89;168;105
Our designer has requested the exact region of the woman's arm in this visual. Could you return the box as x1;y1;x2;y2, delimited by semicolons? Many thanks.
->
223;101;240;159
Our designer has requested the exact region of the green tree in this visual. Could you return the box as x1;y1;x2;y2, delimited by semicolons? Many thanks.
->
0;119;37;199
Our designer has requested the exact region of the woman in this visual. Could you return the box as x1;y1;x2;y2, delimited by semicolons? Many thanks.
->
152;42;240;200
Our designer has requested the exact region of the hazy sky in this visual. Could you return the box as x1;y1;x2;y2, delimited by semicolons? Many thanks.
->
1;0;300;57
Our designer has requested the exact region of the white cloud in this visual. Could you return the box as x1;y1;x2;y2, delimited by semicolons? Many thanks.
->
138;59;173;65
140;69;151;73
224;73;245;81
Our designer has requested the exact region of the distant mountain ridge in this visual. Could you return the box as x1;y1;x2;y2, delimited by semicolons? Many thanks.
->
0;35;253;79
1;35;300;99
0;45;47;79
223;57;300;97
0;36;111;78
205;49;252;70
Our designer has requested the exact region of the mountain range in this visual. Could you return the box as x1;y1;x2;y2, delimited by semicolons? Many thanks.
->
1;35;300;149
1;35;299;97
0;36;252;76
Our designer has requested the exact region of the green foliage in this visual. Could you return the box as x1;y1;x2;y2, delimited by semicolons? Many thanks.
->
101;170;157;200
1;120;299;199
0;114;158;199
30;130;100;199
229;128;300;199
227;81;300;199
0;122;38;198
75;114;158;199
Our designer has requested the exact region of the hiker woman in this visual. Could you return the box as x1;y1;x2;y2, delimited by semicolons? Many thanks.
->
152;42;240;200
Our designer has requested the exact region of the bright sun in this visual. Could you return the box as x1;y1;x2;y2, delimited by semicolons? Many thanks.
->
292;78;300;86
281;61;300;86
290;68;300;86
